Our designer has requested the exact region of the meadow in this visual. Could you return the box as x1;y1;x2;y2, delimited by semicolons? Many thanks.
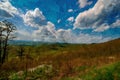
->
0;38;120;80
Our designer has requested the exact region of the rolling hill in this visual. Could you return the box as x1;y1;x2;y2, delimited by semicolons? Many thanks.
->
0;38;120;80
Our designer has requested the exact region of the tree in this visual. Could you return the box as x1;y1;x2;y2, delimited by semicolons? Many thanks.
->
0;22;4;63
0;20;16;64
16;46;25;60
0;21;7;64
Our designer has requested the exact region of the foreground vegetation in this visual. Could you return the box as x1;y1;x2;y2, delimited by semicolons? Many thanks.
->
0;38;120;80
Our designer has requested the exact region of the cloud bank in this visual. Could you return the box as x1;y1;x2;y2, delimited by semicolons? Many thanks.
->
16;8;111;43
78;0;92;8
0;0;18;18
23;8;47;27
0;0;119;43
74;0;120;32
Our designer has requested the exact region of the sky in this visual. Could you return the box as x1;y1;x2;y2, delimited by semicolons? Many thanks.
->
0;0;120;43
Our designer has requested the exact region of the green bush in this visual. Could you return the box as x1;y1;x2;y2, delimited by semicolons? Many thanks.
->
81;62;120;80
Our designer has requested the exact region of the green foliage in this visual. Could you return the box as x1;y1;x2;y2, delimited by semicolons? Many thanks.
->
75;65;89;72
61;77;80;80
81;62;120;80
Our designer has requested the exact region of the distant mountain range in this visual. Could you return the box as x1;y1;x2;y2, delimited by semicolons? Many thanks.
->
8;40;44;46
8;40;64;46
8;38;120;46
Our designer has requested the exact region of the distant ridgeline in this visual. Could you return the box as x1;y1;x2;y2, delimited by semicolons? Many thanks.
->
8;38;120;46
8;40;68;46
8;40;44;46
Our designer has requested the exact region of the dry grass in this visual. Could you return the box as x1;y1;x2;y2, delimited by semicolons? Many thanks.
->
0;38;120;79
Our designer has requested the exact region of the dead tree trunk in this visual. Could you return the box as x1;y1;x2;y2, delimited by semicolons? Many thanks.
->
0;31;2;64
2;35;9;64
0;20;16;64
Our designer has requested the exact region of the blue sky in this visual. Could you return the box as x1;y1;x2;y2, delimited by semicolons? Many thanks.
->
0;0;120;43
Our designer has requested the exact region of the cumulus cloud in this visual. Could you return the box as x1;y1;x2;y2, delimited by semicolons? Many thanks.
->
15;23;56;42
93;23;110;32
73;34;111;43
32;22;57;42
55;29;73;43
15;30;34;41
17;26;111;43
94;19;120;32
20;7;112;43
55;29;111;43
57;19;61;23
32;23;74;43
78;0;92;8
23;8;47;27
0;0;18;18
111;19;120;28
67;17;74;22
68;9;73;12
74;0;120;32
22;8;56;42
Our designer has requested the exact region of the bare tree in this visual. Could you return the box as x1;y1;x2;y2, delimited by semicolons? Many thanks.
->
16;46;25;60
0;20;16;64
0;21;6;64
0;22;3;63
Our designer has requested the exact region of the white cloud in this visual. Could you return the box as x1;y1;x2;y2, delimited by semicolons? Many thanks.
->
0;0;18;17
73;34;111;43
23;8;47;27
19;7;112;43
31;21;57;42
56;29;73;43
15;30;33;41
94;23;110;32
57;19;61;23
55;29;111;43
78;0;92;8
74;0;120;32
16;22;57;42
111;19;120;28
22;8;57;42
17;26;111;43
67;17;74;22
68;9;73;12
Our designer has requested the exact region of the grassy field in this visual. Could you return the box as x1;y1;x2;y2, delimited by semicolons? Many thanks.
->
0;38;120;80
